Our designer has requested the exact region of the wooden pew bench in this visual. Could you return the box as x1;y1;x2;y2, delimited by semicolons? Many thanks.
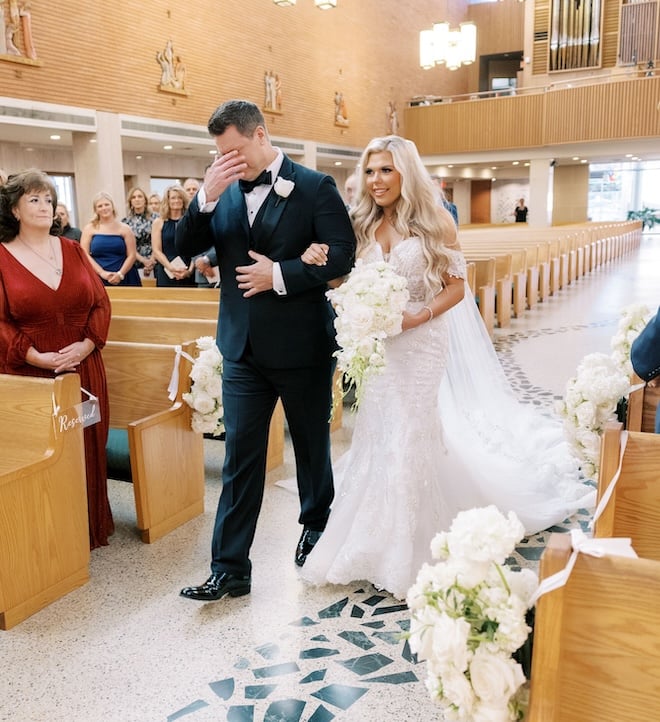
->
110;298;219;320
103;340;285;543
527;532;660;721
103;340;206;542
107;313;342;434
0;373;89;630
593;421;660;560
107;286;219;302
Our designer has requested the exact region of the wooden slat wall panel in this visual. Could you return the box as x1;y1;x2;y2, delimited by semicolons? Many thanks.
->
404;75;660;155
404;95;545;156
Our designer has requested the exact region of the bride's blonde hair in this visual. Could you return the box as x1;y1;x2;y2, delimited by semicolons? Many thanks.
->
350;135;457;297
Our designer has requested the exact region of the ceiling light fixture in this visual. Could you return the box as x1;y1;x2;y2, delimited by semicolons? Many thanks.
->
420;22;477;70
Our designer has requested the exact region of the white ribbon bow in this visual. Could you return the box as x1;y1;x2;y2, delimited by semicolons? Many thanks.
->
167;345;196;401
529;528;638;606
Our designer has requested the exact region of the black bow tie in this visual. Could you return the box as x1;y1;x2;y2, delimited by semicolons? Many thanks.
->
239;170;272;194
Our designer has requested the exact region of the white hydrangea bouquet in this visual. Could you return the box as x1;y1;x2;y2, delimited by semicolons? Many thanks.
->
407;506;537;722
557;303;651;480
182;336;224;436
326;259;409;408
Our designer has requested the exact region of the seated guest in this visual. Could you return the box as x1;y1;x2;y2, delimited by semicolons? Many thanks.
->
151;184;195;287
55;203;81;241
0;169;114;548
631;306;660;433
80;192;141;286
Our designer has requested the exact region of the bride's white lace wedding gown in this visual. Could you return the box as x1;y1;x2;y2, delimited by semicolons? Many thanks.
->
299;238;595;600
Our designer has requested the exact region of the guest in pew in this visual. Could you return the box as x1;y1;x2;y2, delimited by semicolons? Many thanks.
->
631;305;660;433
297;135;595;600
152;184;195;287
80;192;142;286
184;177;219;288
175;99;356;602
55;203;81;242
148;192;161;215
0;169;114;549
122;187;157;278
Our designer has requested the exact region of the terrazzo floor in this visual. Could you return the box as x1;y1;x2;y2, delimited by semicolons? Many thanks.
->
2;235;658;722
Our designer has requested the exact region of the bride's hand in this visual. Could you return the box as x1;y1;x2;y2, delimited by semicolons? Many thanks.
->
301;243;329;266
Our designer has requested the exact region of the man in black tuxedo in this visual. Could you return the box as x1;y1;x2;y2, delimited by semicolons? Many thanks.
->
176;99;356;601
631;305;660;433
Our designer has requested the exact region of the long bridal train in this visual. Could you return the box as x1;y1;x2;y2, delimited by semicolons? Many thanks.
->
283;249;595;600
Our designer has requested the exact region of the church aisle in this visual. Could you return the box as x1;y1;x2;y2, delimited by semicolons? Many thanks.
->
2;236;658;722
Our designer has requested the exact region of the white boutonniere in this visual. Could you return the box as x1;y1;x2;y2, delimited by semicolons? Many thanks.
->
274;177;295;206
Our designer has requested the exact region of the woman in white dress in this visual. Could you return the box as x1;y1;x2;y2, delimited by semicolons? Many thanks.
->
297;136;595;600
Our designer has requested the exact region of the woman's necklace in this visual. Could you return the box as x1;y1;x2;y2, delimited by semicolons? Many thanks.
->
18;236;62;276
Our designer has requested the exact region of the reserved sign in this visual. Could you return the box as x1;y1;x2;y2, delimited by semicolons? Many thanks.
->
56;398;101;432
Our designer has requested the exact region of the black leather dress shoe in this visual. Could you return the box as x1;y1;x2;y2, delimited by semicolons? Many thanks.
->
180;572;251;601
295;528;323;567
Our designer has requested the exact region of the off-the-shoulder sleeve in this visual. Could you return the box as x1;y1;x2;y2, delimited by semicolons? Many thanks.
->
445;247;467;279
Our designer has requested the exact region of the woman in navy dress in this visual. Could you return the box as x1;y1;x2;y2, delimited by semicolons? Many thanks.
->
80;192;141;286
152;184;195;287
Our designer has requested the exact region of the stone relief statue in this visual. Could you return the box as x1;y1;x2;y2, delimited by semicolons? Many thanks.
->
1;1;38;60
156;39;186;92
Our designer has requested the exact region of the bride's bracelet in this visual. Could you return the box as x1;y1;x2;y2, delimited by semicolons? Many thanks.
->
423;305;434;321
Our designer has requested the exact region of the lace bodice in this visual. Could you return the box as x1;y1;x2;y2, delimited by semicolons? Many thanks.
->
362;238;466;303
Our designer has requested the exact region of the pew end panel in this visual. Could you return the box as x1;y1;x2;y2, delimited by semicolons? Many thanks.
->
104;341;205;543
593;421;660;561
0;373;89;630
527;533;660;721
627;373;660;433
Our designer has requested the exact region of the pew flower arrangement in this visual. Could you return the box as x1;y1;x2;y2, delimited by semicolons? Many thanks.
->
326;259;409;408
557;303;651;480
407;506;536;722
182;336;224;436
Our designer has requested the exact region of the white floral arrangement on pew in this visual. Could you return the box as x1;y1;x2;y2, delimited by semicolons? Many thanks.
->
182;336;224;436
326;259;409;408
407;506;537;722
556;303;652;480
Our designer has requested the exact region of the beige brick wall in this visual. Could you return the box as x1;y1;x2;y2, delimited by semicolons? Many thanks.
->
0;0;468;149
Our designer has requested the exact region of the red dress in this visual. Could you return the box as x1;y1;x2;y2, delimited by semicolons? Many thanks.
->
0;238;113;549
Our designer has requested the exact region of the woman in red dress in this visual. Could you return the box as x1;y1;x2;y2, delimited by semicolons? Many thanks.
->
0;169;113;549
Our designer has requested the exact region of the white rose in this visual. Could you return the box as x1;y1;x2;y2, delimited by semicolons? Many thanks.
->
273;176;295;199
472;701;515;722
469;648;525;707
191;390;216;414
439;667;476;718
204;375;223;398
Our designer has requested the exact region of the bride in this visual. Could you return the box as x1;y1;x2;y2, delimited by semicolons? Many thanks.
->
295;135;595;601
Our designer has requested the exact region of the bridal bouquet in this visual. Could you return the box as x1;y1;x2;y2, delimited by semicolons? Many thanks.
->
182;336;224;436
407;506;536;722
557;303;651;480
327;259;409;408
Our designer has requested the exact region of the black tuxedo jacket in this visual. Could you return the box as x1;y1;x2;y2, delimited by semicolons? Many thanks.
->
631;306;660;382
176;155;356;368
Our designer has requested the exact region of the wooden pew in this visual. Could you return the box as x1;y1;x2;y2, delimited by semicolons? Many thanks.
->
110;298;218;320
464;256;496;337
103;340;206;542
0;373;89;630
626;373;660;433
109;315;216;345
593;421;660;561
108;314;342;434
107;286;219;302
527;532;660;721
